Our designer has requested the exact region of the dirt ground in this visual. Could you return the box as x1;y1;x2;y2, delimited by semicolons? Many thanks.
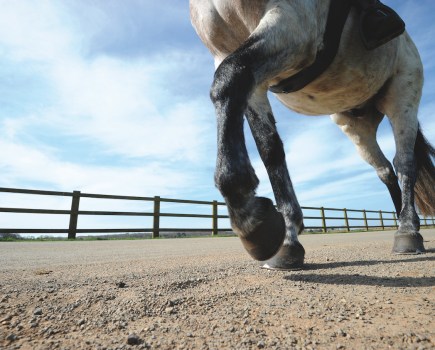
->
1;229;434;350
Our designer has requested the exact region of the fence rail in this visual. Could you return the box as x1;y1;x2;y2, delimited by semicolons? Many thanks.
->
1;187;434;238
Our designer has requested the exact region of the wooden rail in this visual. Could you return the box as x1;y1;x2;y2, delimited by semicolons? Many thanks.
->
1;187;434;238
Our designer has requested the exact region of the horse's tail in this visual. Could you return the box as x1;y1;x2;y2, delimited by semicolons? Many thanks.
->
414;125;435;216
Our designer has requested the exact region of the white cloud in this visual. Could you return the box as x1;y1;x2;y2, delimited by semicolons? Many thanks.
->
0;1;77;62
0;139;193;196
0;0;434;236
46;55;213;162
0;0;216;199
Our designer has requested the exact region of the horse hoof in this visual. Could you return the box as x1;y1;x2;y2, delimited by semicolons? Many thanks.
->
238;198;286;261
392;232;425;254
261;241;305;271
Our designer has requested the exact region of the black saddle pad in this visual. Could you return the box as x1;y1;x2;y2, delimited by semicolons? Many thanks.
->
358;2;405;50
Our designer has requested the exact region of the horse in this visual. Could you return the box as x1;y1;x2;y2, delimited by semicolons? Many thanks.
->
189;0;435;270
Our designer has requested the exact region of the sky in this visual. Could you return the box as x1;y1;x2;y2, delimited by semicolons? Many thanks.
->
0;0;434;231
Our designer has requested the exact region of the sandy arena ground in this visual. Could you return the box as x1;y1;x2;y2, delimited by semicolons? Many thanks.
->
1;229;434;349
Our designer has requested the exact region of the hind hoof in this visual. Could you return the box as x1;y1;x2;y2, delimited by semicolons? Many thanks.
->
238;199;286;261
392;232;425;254
262;241;305;271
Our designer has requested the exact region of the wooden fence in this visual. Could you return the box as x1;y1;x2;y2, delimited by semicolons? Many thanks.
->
0;187;434;239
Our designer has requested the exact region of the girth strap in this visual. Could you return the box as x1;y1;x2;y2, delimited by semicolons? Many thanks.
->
269;0;352;94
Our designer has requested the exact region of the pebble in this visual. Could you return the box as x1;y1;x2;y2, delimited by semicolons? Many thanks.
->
127;333;140;345
1;234;433;349
6;334;17;342
116;281;127;288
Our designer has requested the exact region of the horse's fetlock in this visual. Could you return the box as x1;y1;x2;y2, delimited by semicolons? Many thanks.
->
399;205;420;231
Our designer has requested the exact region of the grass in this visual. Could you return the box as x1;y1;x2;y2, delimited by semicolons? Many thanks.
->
1;226;433;242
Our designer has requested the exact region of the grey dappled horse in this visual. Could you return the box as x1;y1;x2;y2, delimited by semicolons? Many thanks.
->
190;0;435;270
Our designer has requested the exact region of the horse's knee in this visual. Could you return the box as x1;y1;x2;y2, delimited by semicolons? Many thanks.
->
214;162;259;203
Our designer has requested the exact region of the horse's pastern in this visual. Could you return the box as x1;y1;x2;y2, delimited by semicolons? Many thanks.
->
261;241;305;270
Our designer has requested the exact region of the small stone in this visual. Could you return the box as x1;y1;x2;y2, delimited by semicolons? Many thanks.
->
257;340;266;348
116;281;126;288
33;308;43;316
1;315;12;323
6;333;17;342
127;333;140;345
165;307;175;314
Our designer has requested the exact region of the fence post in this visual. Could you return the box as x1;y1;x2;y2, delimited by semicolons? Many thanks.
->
393;212;398;228
379;210;384;230
363;210;368;231
212;200;218;236
343;208;350;232
68;191;81;239
320;207;327;233
153;196;160;239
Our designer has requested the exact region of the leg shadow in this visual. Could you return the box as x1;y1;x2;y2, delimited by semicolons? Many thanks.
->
283;256;435;287
284;273;435;287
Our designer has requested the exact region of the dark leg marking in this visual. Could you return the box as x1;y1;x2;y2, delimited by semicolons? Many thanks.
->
210;45;286;261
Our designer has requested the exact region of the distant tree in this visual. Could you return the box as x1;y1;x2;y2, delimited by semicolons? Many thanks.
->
0;232;22;240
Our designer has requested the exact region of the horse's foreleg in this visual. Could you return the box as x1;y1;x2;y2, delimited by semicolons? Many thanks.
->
246;89;305;270
209;4;318;262
210;57;286;262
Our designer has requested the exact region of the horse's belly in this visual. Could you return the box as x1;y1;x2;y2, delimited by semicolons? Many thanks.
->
275;85;375;116
274;49;396;116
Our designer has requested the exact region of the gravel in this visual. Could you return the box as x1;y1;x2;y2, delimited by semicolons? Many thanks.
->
0;229;434;349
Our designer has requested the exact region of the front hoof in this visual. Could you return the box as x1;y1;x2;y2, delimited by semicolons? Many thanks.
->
262;241;305;271
392;232;425;254
237;198;286;261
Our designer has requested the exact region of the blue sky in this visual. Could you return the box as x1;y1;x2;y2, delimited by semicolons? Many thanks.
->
0;0;434;231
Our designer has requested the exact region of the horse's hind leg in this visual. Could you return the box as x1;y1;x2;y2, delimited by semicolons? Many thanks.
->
378;53;426;254
332;103;425;254
389;117;425;254
246;89;305;270
331;109;402;214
